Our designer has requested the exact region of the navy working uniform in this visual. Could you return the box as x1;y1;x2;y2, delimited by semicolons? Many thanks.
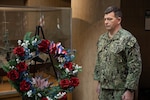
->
94;28;142;100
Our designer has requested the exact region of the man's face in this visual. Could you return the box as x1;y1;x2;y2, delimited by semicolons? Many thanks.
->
104;12;121;31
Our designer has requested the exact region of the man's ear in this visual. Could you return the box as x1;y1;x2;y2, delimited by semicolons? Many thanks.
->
117;17;122;24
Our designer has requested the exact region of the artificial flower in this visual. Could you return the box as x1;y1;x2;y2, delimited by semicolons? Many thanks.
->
18;40;22;45
16;62;28;72
64;62;73;71
70;77;79;87
54;92;67;100
9;66;15;70
59;94;67;100
57;56;66;63
74;64;82;70
16;58;20;63
55;42;64;54
7;70;19;81
38;39;50;52
31;38;38;45
13;46;25;56
27;90;32;97
37;93;42;97
59;79;70;89
49;41;57;54
46;96;53;100
21;40;30;48
72;70;78;74
32;77;49;90
65;68;70;73
41;97;48;100
20;80;31;91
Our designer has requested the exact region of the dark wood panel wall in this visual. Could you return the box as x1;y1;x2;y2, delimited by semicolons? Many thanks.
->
121;0;150;89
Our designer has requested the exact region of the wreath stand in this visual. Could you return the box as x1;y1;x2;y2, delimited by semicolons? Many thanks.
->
32;26;58;79
22;26;58;100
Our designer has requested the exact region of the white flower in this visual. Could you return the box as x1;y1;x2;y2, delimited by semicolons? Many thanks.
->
46;96;53;100
65;68;70;73
75;64;82;70
21;40;30;48
18;40;22;45
37;93;42;97
57;57;62;62
58;64;63;69
25;40;30;45
9;66;15;69
57;57;66;63
32;38;37;45
73;70;78;74
54;92;66;99
27;90;32;97
34;38;37;42
16;58;20;63
24;73;28;76
21;43;25;47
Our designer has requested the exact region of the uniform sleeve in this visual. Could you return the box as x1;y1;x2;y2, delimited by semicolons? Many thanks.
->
94;42;100;81
94;57;100;80
124;37;142;90
94;36;103;81
94;34;106;81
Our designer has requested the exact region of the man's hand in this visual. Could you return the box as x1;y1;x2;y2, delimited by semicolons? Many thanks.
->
122;90;134;100
96;82;100;94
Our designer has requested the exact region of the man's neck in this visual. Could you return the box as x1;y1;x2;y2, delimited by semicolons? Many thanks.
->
108;25;122;38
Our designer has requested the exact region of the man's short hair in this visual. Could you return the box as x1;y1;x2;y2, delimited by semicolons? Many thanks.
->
104;6;122;18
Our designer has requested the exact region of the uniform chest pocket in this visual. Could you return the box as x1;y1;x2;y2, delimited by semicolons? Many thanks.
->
109;43;124;54
109;43;126;63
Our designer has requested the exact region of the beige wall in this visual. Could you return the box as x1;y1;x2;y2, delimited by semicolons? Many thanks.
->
72;0;120;100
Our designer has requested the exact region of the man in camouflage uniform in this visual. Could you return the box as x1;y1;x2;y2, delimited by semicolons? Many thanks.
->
94;6;142;100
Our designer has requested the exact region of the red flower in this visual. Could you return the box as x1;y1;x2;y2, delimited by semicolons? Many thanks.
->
7;70;19;81
51;46;57;54
70;77;79;87
20;80;31;91
13;46;25;56
41;97;48;100
59;94;67;100
59;79;70;89
38;39;50;52
49;43;57;54
16;62;28;72
64;62;73;71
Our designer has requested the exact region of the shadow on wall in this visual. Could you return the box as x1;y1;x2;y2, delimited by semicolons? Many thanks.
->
72;18;105;100
72;18;105;63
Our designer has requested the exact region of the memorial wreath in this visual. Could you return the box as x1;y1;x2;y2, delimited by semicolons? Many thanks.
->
2;26;82;100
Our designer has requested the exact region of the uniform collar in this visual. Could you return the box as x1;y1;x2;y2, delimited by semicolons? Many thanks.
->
103;28;123;40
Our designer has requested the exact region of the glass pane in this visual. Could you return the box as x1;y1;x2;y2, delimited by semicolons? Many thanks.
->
0;6;71;95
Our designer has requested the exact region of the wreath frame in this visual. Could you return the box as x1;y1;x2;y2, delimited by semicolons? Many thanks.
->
2;26;82;100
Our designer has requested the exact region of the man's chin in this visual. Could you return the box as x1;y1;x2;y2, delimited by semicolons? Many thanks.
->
106;28;111;31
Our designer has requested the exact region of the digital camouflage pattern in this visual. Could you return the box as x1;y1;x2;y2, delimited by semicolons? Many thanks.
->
99;89;125;100
94;28;142;90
